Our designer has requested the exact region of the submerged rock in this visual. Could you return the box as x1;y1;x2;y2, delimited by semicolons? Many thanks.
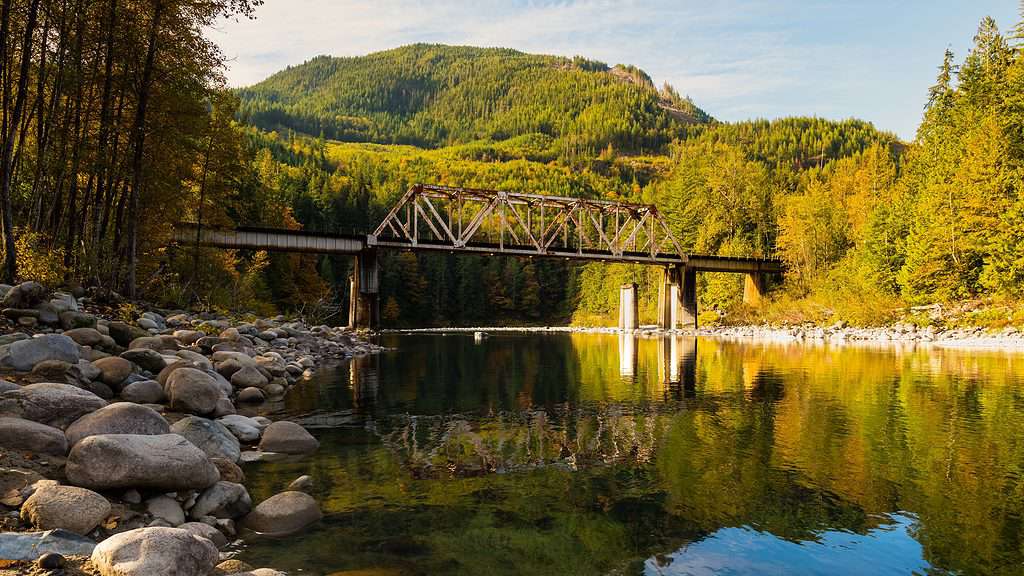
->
242;491;321;536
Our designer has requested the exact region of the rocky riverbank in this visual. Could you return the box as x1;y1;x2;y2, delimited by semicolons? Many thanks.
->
0;281;382;575
388;322;1024;349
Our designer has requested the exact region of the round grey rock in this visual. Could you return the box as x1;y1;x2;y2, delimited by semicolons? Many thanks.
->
90;526;219;576
66;434;219;491
258;421;319;455
242;491;321;536
65;402;170;447
0;417;68;455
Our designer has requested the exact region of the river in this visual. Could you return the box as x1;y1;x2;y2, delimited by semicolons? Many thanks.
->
237;333;1024;575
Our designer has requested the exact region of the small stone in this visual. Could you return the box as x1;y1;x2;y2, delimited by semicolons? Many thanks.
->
146;495;185;526
123;489;142;505
120;348;167;373
209;458;245;484
37;552;66;569
119;379;165;404
237;387;265;403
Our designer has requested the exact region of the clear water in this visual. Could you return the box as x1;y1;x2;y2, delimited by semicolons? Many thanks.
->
237;333;1024;576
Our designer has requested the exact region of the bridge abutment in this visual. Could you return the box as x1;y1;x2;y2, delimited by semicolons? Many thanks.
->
349;249;380;330
742;272;766;306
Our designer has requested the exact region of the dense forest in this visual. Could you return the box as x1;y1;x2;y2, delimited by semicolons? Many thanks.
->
2;4;1024;328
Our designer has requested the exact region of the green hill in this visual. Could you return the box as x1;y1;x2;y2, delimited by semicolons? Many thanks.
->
237;44;711;155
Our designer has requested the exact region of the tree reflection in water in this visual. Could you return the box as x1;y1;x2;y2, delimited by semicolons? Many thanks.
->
240;334;1024;576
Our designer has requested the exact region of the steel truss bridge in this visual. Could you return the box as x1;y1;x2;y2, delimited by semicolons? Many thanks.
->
173;184;782;329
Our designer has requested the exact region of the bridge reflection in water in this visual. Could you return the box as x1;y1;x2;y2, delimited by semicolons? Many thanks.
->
619;334;697;398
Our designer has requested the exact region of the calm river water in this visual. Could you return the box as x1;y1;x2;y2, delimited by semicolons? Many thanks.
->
238;333;1024;575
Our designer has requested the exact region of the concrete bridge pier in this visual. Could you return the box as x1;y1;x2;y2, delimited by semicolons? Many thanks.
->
618;283;638;331
657;266;697;329
743;272;767;306
349;249;380;330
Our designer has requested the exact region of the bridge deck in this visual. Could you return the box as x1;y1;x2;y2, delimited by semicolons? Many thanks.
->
173;223;782;274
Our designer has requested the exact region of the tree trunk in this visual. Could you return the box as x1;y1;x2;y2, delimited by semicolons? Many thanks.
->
0;0;43;282
125;0;164;298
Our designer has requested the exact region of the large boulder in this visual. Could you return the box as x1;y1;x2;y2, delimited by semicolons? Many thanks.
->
65;402;170;447
66;434;219;491
92;356;135;387
90;527;219;576
119;379;166;404
242;491;321;536
170;416;240;463
190;481;252;519
0;417;68;455
259;421;319;454
0;382;106;429
21;484;111;535
0;334;80;371
121;348;167;373
164;368;226;415
1;281;47;309
0;529;96;561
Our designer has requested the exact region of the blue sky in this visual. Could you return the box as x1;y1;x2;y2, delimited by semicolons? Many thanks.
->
211;1;1022;140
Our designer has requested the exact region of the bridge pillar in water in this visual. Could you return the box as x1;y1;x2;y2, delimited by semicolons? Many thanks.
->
618;283;638;331
743;272;766;306
349;249;380;330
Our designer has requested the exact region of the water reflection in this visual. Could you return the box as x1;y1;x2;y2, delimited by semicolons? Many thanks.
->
240;335;1024;576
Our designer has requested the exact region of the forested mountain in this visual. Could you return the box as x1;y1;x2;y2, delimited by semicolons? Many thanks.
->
237;44;710;157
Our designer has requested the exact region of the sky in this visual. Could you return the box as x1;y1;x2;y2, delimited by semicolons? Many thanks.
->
210;1;1022;141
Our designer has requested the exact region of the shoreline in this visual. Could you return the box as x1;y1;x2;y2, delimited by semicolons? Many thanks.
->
382;324;1024;351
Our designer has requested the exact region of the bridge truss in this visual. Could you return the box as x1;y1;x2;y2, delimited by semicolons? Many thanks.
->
370;184;686;264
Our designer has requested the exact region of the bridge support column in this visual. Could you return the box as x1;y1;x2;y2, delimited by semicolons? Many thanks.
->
657;271;676;330
743;272;766;306
679;266;697;329
618;283;638;331
349;249;380;330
